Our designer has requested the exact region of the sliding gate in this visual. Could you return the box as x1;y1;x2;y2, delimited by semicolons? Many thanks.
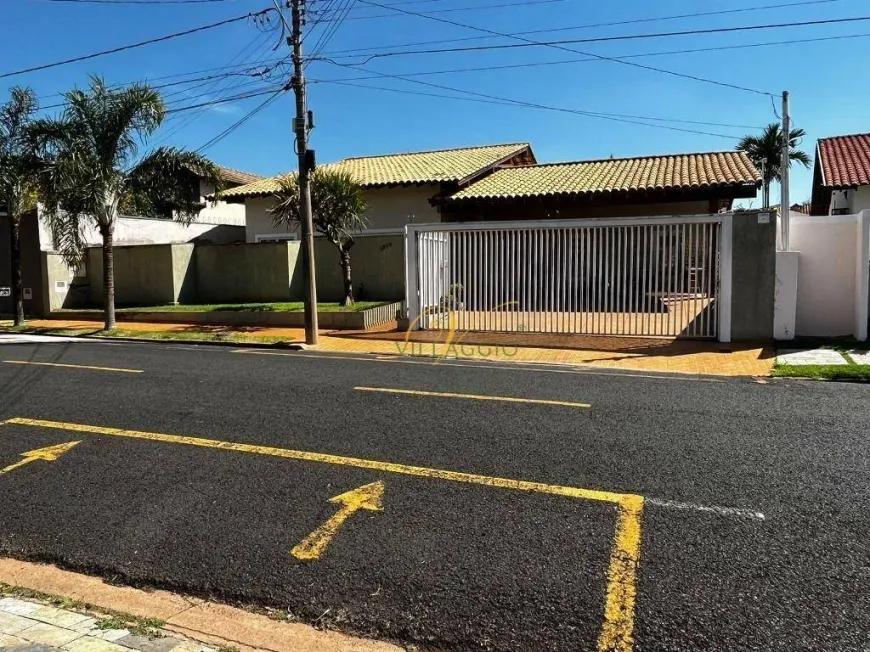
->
405;215;732;340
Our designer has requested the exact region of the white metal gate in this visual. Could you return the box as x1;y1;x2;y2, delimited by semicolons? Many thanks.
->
405;215;733;341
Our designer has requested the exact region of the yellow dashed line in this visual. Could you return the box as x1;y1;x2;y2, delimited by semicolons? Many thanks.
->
354;386;591;408
2;416;641;650
3;360;143;374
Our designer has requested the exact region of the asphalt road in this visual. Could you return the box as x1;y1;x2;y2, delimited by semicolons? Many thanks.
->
0;337;868;652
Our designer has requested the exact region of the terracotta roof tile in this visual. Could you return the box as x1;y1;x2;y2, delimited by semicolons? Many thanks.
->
445;151;761;202
217;166;264;186
220;143;532;199
817;133;870;188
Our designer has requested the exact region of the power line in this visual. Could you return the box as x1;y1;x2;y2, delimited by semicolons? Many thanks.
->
317;31;870;91
316;60;743;139
166;84;286;113
322;11;870;73
0;7;274;80
312;0;567;21
318;0;846;56
35;0;248;4
195;89;286;153
348;0;777;96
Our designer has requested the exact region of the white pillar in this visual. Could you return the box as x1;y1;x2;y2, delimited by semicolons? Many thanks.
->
774;250;799;340
855;210;870;341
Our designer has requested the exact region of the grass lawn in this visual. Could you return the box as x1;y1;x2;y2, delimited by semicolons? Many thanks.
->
772;348;870;382
54;301;391;314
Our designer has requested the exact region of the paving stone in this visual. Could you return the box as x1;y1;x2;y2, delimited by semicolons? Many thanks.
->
0;632;28;647
8;644;58;652
29;606;92;630
846;349;870;364
0;598;41;617
164;642;210;652
0;612;37;635
115;634;183;652
776;349;849;365
89;629;131;642
19;622;84;647
62;636;130;652
70;618;98;633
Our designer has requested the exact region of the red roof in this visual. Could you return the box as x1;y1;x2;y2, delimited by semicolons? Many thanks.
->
818;133;870;188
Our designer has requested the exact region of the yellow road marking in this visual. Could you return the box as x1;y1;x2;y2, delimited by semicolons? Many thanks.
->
292;481;385;561
1;417;642;650
0;441;80;476
354;386;591;408
598;496;643;652
3;360;143;374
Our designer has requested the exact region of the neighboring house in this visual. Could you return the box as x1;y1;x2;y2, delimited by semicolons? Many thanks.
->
810;133;870;215
438;151;761;220
219;143;536;242
0;164;256;317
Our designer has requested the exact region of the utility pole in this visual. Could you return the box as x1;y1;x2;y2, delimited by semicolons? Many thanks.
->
780;90;791;251
290;0;319;345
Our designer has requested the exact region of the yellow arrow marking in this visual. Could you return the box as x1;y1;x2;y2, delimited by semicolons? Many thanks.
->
291;481;385;561
0;441;80;476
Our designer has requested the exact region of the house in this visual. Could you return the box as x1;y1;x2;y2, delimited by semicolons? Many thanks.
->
810;132;870;215
0;164;255;317
219;143;536;242
438;151;761;221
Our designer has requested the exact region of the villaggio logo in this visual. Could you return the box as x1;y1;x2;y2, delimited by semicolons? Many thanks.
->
397;303;520;362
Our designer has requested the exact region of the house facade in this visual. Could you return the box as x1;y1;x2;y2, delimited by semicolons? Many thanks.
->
438;152;761;220
220;143;537;241
810;133;870;215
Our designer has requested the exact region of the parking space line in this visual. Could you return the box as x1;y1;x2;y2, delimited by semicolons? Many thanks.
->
354;386;591;408
1;416;641;651
3;360;143;374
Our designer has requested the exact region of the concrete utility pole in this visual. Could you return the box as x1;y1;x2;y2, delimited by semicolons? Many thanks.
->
780;90;791;251
290;0;319;345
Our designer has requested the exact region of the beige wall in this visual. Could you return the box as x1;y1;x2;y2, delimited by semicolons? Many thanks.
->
791;214;858;337
244;184;442;242
196;241;301;303
313;235;405;302
88;244;195;307
41;253;90;313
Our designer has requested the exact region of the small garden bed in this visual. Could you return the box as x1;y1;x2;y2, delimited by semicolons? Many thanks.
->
50;301;404;330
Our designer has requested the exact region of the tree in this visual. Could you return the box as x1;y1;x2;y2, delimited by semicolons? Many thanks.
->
0;87;41;327
737;123;811;208
271;168;368;306
32;77;221;330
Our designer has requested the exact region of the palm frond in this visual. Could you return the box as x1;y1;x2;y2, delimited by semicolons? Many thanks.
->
127;147;220;223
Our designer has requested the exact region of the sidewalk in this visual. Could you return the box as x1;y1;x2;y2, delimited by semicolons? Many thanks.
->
0;559;399;652
0;319;774;377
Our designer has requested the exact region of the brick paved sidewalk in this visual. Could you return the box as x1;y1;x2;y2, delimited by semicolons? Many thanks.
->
0;596;210;652
0;319;774;377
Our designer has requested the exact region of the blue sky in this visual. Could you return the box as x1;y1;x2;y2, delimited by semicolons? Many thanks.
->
2;0;869;202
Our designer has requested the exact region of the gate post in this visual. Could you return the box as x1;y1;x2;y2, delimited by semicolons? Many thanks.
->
404;225;421;331
719;213;733;343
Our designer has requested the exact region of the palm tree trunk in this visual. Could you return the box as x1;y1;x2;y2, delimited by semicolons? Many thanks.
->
9;214;25;327
763;181;770;209
340;244;354;307
101;225;116;330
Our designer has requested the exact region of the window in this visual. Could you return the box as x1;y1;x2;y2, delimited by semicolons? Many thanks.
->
255;233;298;243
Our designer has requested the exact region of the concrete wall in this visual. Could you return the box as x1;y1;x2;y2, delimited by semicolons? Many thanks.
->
1;212;47;317
313;235;405;302
195;241;300;303
88;243;195;307
41;253;90;313
791;214;859;337
730;211;777;341
244;184;442;243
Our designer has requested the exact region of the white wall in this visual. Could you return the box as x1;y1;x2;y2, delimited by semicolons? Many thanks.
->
195;180;246;226
243;184;442;243
791;214;860;337
830;186;870;214
37;210;244;250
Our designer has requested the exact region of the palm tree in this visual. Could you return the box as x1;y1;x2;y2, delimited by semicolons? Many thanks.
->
271;168;367;306
737;123;811;208
0;87;41;327
32;77;221;330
